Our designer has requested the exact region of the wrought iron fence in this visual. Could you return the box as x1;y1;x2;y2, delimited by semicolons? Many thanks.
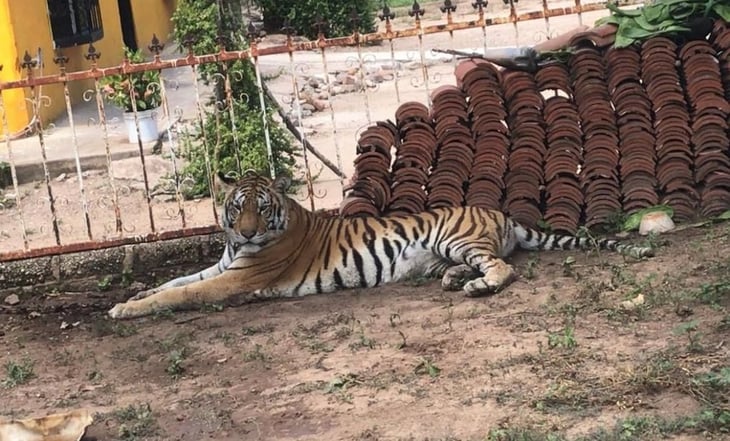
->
0;0;638;262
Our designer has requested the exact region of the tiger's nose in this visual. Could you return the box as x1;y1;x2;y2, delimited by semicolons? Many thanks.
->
241;230;256;239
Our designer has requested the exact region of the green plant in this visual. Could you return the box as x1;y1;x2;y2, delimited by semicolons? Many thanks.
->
100;48;162;112
598;0;730;48
243;344;269;362
414;357;441;378
547;326;577;350
172;0;297;198
254;0;377;40
180;101;296;199
97;275;113;291
115;403;157;441
524;254;539;280
166;348;187;378
3;359;35;388
673;320;703;353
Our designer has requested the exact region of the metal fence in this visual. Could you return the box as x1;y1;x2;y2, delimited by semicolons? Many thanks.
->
0;0;637;262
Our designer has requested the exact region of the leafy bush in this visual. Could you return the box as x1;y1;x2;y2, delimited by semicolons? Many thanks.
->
99;48;162;112
171;0;297;198
181;101;297;199
255;0;378;40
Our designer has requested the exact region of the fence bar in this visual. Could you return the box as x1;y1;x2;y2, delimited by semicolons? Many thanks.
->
149;35;187;228
23;53;61;246
410;2;433;106
379;5;402;104
85;45;123;235
248;28;277;179
123;56;157;234
317;31;345;192
285;24;316;211
0;92;29;249
55;51;93;240
188;45;219;225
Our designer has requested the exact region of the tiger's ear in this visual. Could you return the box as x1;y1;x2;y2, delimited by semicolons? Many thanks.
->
216;171;238;194
272;175;291;193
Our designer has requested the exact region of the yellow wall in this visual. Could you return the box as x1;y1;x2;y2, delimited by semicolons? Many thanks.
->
0;0;28;134
131;0;178;53
0;0;177;135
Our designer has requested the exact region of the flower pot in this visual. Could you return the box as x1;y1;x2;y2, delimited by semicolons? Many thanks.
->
123;109;159;144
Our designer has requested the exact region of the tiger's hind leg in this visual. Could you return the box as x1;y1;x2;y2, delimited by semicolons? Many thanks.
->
441;264;481;291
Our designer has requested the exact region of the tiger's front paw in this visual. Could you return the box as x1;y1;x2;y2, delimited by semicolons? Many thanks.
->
108;301;144;320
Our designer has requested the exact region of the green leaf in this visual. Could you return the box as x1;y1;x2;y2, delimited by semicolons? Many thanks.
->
713;3;730;21
643;4;669;24
136;99;147;110
716;210;730;220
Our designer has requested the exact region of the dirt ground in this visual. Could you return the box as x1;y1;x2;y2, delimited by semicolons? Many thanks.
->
1;222;729;440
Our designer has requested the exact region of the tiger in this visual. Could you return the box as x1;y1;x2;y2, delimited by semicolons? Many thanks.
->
108;170;654;319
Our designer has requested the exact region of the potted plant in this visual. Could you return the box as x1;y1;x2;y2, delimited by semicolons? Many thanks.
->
100;48;162;144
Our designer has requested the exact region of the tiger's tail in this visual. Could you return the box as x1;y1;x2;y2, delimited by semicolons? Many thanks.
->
511;220;654;259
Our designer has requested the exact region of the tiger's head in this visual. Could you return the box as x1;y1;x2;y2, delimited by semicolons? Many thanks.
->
217;170;292;251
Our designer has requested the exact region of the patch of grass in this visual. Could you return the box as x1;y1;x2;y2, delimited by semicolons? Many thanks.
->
414;357;441;378
97;275;113;291
241;323;275;335
524;254;539;280
242;344;270;362
114;403;157;441
166;348;187;379
326;373;361;403
547;325;577;350
2;358;35;388
673;319;703;353
487;427;565;441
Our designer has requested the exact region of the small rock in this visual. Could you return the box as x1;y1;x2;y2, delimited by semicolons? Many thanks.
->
620;293;645;310
4;294;19;305
29;311;41;318
55;173;67;182
301;103;316;112
639;211;675;235
311;99;328;112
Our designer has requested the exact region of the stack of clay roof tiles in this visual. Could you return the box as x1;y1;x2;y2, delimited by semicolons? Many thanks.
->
457;59;508;211
341;20;730;230
537;63;584;233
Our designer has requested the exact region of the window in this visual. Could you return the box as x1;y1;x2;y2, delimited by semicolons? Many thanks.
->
47;0;104;48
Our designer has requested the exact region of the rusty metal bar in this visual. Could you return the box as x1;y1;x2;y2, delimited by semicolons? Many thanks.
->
23;52;61;246
0;225;222;262
55;50;93;240
379;5;402;104
248;28;277;179
0;92;29;249
188;45;219;225
0;1;639;91
149;35;187;228
411;2;433;106
317;29;345;192
122;54;157;234
285;24;316;211
575;0;584;26
86;50;124;235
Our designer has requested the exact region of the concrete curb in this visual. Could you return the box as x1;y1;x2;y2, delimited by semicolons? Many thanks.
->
0;232;226;298
3;144;156;186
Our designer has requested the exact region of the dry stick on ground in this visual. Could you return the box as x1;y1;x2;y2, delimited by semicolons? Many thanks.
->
260;82;347;179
